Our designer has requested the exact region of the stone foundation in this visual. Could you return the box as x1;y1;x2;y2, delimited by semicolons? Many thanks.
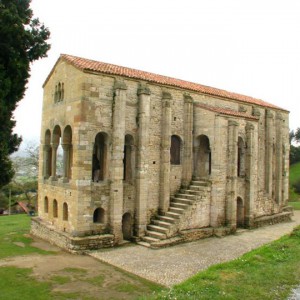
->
31;217;115;253
253;211;293;228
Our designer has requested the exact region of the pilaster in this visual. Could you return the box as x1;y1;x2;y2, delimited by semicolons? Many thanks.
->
275;113;283;205
245;122;255;227
265;110;274;197
135;83;151;237
110;79;127;242
226;120;238;230
182;93;194;188
159;90;172;214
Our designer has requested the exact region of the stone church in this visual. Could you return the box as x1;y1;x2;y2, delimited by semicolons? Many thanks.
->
31;54;292;251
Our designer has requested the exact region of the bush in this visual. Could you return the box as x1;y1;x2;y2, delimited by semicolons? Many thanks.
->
292;179;300;194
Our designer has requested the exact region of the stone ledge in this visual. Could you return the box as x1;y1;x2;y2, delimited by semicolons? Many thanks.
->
253;211;293;228
31;217;115;253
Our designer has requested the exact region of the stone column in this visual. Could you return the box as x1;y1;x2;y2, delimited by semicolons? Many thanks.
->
43;144;51;179
182;93;194;188
275;112;283;205
50;143;58;181
265;110;274;197
245;123;255;227
159;91;172;214
135;83;151;237
226;120;238;230
109;79;127;242
62;143;70;182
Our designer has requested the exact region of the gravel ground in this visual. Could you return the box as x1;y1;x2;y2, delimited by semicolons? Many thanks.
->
89;211;300;287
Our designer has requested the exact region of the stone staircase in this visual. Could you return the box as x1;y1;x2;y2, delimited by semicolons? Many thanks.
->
139;180;210;247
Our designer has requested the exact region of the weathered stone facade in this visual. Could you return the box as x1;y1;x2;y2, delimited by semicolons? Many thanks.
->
32;54;292;250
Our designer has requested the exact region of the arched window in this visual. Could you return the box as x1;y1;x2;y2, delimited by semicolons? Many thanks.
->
194;135;211;178
58;83;61;101
93;132;109;182
61;83;64;100
170;135;181;165
238;137;245;177
43;130;52;179
44;197;49;213
124;134;134;181
236;197;244;228
53;199;58;218
51;125;62;180
93;208;105;223
62;125;73;181
54;82;64;102
63;202;68;221
122;212;132;240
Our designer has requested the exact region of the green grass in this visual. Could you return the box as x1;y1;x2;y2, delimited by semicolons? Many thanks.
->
51;275;72;284
0;267;52;300
0;214;52;258
289;162;300;201
86;274;105;286
150;226;300;300
289;201;300;210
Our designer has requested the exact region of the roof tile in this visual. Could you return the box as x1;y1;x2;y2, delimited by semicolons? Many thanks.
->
58;54;286;111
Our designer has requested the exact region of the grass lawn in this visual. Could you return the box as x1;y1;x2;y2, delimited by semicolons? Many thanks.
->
0;215;163;299
150;226;300;300
0;214;51;259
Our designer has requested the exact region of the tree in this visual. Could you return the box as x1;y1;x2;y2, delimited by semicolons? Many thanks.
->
0;0;50;188
290;128;300;165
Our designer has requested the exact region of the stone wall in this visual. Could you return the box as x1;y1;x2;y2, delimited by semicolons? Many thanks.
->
31;217;114;252
36;56;291;247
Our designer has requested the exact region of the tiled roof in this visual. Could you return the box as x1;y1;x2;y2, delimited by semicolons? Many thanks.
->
195;103;259;121
48;54;286;111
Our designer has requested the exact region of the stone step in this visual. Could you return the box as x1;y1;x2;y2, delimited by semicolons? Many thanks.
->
171;197;194;205
189;185;207;191
177;193;197;200
147;224;169;234
191;180;209;186
170;202;189;209
137;241;151;247
185;189;203;195
146;230;167;240
142;236;159;244
166;211;181;219
153;219;172;228
169;207;185;214
157;215;177;224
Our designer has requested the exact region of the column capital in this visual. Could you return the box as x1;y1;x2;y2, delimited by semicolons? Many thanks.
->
137;83;151;96
43;144;51;151
276;112;283;120
114;79;127;90
266;110;274;119
252;107;261;117
183;93;193;104
228;120;238;127
162;98;170;108
246;122;254;131
51;143;59;149
162;90;172;100
239;105;247;113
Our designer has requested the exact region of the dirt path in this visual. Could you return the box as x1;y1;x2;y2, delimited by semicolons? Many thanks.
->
0;239;160;299
90;211;300;287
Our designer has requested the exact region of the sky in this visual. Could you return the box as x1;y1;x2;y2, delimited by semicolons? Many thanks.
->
14;0;300;145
